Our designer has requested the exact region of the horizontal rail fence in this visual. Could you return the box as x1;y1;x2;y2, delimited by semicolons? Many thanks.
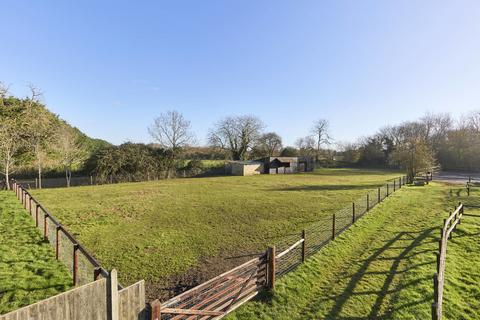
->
432;203;464;320
11;180;112;287
151;175;407;319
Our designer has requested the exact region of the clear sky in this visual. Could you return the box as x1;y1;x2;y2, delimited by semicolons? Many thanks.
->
1;1;480;146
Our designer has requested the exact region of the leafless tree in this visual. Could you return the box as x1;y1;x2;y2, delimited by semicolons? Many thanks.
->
55;126;88;187
0;82;10;107
311;119;332;161
24;88;54;189
254;132;283;157
208;115;264;160
295;136;316;158
149;110;195;177
0;87;25;189
464;110;480;133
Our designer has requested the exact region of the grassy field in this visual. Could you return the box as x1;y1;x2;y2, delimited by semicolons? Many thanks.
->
227;183;480;320
0;191;71;315
30;168;401;299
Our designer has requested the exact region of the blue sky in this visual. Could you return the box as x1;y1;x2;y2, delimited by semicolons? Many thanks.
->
1;1;480;146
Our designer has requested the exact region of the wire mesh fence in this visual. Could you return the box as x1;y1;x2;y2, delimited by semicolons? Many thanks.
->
274;175;407;281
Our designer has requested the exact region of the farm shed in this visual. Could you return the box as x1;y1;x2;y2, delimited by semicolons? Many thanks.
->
262;156;314;174
228;157;314;176
229;160;264;176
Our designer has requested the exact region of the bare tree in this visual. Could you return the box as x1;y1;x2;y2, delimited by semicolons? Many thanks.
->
0;95;25;189
55;126;88;187
24;87;54;189
254;132;283;157
295;136;316;158
311;119;332;161
149;110;195;177
0;82;10;107
208;115;264;160
464;110;480;133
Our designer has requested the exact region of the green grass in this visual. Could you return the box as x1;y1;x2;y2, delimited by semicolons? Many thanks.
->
0;191;71;315
30;168;400;289
227;183;480;320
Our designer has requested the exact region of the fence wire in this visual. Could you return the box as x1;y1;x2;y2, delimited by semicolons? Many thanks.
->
275;176;406;279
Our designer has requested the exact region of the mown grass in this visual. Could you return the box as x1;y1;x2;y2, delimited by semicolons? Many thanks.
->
30;168;401;288
0;191;71;315
227;183;480;320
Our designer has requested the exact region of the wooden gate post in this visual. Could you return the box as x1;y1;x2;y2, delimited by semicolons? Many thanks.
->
301;230;306;263
149;299;162;320
267;246;276;290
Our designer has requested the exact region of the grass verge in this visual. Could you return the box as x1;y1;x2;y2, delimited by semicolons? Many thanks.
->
227;183;480;320
0;191;71;315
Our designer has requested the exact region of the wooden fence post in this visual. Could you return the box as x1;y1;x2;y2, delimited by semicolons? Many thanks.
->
149;299;162;320
107;269;119;320
352;202;356;223
56;226;61;260
94;267;102;281
378;188;381;203
35;204;40;227
432;302;438;320
399;177;402;188
366;194;370;211
301;230;306;263
467;186;470;196
267;246;276;290
435;252;440;273
29;197;33;216
44;213;49;241
73;244;79;286
387;183;389;196
394;180;396;192
433;273;439;320
332;214;336;240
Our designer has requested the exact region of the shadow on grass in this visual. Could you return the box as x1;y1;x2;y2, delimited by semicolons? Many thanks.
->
270;184;378;192
321;227;435;319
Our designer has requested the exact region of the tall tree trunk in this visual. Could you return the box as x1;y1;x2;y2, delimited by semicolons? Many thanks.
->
5;167;10;190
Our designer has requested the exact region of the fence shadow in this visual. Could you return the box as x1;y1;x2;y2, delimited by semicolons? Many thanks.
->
320;227;435;319
271;184;377;192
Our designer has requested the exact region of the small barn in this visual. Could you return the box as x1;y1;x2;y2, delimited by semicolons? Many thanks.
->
262;156;314;174
228;157;314;176
229;160;264;176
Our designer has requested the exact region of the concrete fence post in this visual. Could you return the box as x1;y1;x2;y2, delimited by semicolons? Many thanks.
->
107;269;119;320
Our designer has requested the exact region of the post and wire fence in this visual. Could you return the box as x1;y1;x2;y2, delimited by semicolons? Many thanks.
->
11;180;114;288
148;175;408;319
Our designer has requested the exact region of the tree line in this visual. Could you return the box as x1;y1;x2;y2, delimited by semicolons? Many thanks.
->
338;112;480;180
2;81;480;189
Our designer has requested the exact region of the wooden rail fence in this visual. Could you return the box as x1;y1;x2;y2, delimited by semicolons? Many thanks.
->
431;203;464;320
11;180;113;287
